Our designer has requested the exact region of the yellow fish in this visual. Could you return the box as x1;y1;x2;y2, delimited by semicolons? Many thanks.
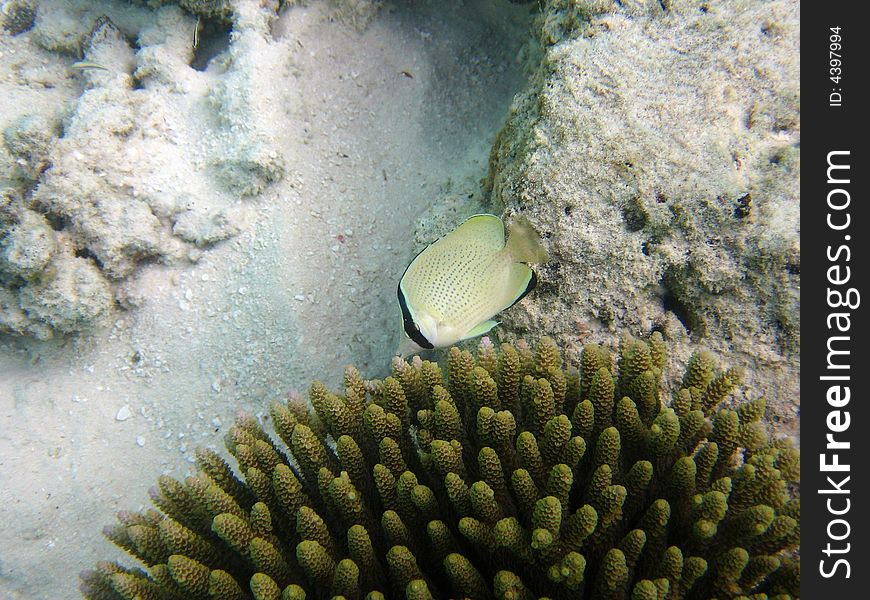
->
396;214;548;357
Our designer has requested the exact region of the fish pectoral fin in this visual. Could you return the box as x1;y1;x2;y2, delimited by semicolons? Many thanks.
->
461;320;500;341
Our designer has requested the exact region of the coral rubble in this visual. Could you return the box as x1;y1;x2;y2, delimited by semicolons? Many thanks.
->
84;335;799;599
1;0;286;338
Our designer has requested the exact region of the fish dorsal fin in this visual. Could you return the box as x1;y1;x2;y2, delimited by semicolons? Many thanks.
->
441;214;506;252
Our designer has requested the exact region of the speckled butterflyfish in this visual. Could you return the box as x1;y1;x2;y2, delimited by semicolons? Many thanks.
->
396;214;548;357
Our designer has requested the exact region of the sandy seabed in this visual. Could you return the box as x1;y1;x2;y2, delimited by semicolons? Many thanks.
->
0;1;530;597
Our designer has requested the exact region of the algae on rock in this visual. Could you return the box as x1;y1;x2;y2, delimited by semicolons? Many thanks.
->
483;0;800;437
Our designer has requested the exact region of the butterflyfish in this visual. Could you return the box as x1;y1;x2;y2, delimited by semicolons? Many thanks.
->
396;214;549;357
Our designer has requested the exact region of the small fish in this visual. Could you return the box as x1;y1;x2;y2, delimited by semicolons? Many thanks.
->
396;214;548;357
193;17;201;50
71;61;110;72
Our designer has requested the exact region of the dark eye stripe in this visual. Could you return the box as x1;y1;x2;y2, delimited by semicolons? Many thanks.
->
397;283;434;349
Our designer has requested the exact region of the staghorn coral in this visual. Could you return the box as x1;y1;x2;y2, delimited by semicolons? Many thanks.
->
83;334;799;600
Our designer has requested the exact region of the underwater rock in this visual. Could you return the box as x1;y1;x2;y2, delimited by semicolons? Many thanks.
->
32;82;177;278
0;286;46;337
17;254;114;336
485;0;800;435
2;112;62;182
84;335;800;599
204;10;287;197
327;0;384;32
1;0;37;35
210;142;286;197
0;207;57;281
30;0;153;55
28;10;184;281
178;0;235;20
171;206;240;247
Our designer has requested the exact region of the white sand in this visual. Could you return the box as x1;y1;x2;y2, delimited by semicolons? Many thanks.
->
0;1;530;597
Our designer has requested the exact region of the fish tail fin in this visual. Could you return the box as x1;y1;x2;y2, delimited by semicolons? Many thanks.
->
504;215;549;264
